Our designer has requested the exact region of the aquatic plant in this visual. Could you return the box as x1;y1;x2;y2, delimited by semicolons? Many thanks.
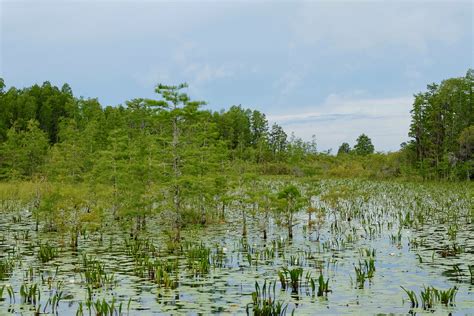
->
359;248;376;257
40;283;65;314
316;273;330;297
390;228;402;245
37;242;58;263
246;280;288;316
211;245;226;267
0;257;14;279
124;237;157;259
437;286;457;306
247;252;253;266
20;282;40;305
6;285;14;303
401;285;458;310
278;267;303;293
81;255;116;289
364;257;375;279
420;286;437;309
85;297;124;316
354;257;375;289
401;286;418;308
354;264;366;289
185;242;211;276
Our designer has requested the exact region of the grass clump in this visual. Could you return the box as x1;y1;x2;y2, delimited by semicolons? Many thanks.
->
246;280;288;316
37;242;58;263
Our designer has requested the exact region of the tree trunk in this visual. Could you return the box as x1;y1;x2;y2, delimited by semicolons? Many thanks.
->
242;207;247;237
172;108;181;243
288;206;293;239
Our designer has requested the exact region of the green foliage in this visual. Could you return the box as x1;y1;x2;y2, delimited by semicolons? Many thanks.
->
0;119;49;179
337;142;351;155
0;80;75;143
353;134;374;156
408;69;473;179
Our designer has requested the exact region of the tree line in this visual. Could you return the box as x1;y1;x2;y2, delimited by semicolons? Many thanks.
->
0;70;472;182
0;80;317;181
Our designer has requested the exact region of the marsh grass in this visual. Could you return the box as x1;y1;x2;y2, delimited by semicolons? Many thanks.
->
401;286;419;308
246;280;288;316
402;286;458;310
316;273;330;297
0;257;14;279
37;242;58;263
278;267;303;293
185;242;211;277
19;282;40;305
0;285;4;301
81;255;116;289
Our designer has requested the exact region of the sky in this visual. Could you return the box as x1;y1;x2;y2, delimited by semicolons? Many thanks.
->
1;0;472;152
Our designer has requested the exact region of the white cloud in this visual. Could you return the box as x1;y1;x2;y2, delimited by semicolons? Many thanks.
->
274;69;305;97
268;94;414;152
290;2;467;54
185;63;236;85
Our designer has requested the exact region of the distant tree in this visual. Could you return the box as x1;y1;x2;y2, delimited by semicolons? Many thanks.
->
408;69;473;178
250;110;269;162
0;119;49;179
337;142;351;155
0;80;76;143
250;110;268;145
353;134;374;155
216;105;252;155
458;125;474;179
269;123;287;160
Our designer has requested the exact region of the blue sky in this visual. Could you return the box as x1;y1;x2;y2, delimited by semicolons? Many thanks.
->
1;0;472;151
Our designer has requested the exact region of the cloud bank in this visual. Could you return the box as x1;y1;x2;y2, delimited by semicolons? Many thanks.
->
269;94;413;152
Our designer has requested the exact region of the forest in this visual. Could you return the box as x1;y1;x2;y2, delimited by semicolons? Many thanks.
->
0;70;472;315
0;70;472;184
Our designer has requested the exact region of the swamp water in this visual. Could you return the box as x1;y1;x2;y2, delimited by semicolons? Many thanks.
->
0;179;473;315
